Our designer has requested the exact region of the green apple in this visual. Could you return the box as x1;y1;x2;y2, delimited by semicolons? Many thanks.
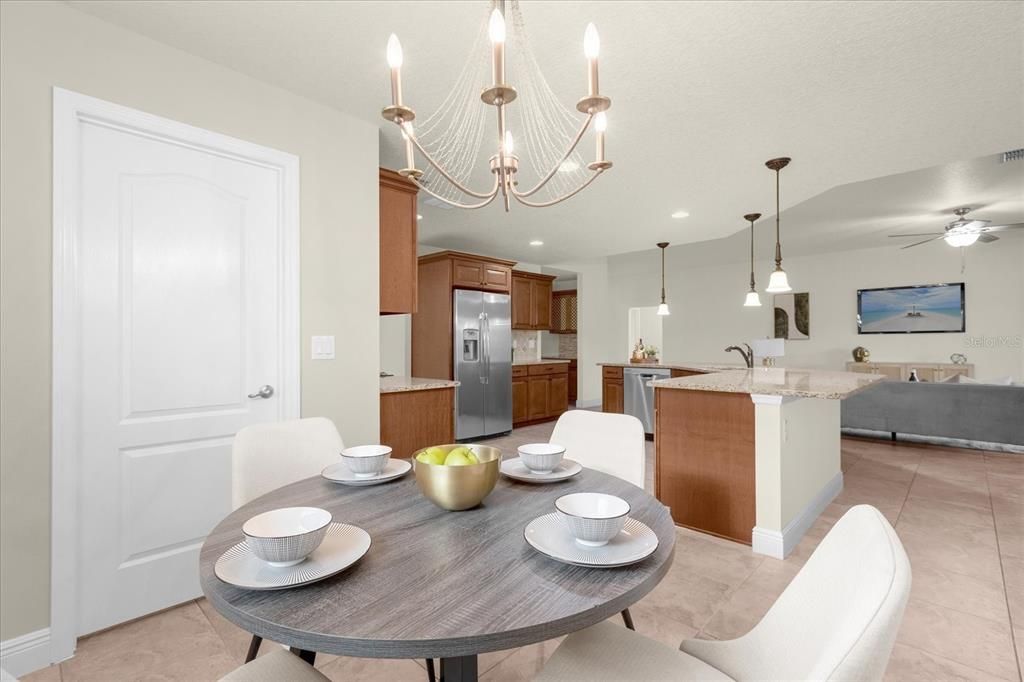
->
465;449;479;464
417;447;447;465
444;449;474;466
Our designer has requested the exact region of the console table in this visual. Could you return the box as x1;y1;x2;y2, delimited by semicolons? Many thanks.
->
845;361;974;382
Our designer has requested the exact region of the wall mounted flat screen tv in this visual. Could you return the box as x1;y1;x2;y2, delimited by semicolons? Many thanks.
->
857;282;965;334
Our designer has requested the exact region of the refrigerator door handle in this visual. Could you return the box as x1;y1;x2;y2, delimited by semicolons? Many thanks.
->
482;312;490;384
478;312;486;384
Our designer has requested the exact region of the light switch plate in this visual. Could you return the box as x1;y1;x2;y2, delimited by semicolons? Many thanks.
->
311;335;335;360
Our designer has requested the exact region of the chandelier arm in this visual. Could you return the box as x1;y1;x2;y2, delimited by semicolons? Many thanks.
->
400;122;496;199
511;169;605;208
409;173;501;210
514;114;593;198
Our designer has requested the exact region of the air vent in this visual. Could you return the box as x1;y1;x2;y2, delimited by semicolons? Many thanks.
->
1002;148;1024;162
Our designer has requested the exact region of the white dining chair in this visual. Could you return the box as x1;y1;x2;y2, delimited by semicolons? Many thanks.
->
550;408;646;632
549;409;646;488
231;417;343;665
220;649;328;682
535;505;911;681
232;416;344;509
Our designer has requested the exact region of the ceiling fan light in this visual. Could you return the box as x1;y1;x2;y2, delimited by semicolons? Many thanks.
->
657;302;670;316
766;268;791;293
944;231;980;247
743;291;762;307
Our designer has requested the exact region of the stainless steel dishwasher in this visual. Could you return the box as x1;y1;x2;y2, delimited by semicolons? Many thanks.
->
623;366;671;434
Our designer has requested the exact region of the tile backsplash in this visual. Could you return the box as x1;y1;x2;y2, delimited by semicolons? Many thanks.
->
557;334;577;357
512;330;541;362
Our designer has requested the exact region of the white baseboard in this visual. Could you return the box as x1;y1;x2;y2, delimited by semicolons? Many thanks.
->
573;398;601;410
752;472;843;559
1;628;52;679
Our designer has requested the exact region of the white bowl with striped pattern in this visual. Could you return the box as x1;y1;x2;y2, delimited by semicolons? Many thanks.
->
554;493;630;547
518;443;566;474
242;507;332;567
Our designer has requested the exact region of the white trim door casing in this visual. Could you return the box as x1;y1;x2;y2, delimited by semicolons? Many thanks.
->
51;88;300;662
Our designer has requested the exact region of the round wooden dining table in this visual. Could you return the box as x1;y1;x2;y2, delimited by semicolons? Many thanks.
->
199;464;676;682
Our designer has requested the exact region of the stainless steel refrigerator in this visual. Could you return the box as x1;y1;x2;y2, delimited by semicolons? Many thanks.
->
453;289;512;440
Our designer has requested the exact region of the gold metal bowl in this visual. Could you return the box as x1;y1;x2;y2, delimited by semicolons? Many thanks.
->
412;444;502;511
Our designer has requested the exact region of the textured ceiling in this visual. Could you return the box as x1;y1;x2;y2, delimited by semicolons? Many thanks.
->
69;1;1024;263
656;152;1024;267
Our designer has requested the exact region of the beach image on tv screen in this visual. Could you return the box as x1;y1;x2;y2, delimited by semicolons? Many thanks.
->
859;285;963;333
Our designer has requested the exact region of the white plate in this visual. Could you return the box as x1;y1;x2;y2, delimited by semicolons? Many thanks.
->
321;458;411;486
215;522;370;590
500;457;582;483
524;513;658;567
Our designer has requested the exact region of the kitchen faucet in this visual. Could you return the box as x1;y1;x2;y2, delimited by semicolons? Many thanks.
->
724;343;754;368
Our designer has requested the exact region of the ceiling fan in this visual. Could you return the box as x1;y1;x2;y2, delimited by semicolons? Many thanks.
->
889;207;1024;249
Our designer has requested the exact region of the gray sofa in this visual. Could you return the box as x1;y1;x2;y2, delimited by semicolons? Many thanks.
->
841;380;1024;447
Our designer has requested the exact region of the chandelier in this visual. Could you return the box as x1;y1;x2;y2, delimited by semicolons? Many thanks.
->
382;0;612;212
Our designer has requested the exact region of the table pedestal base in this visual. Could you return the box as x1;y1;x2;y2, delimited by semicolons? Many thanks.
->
440;655;478;682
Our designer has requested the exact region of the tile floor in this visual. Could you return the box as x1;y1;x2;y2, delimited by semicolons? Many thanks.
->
24;426;1023;681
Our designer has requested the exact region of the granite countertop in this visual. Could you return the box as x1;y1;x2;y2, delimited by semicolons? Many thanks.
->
649;368;884;400
598;361;747;373
380;376;460;394
542;355;577;361
513;358;572;366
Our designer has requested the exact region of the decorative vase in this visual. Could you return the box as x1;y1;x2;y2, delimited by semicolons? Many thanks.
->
852;346;870;363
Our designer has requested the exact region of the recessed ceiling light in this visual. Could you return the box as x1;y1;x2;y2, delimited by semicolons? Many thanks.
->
558;160;579;173
529;240;544;246
671;210;690;219
416;214;423;220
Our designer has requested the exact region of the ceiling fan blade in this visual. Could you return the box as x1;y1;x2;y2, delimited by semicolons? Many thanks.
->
982;222;1024;232
977;232;999;243
888;233;943;238
900;235;947;249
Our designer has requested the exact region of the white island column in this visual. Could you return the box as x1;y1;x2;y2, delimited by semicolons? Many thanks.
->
750;393;844;559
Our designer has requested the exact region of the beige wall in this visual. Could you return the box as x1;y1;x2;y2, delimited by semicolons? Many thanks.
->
0;1;379;641
605;236;1024;380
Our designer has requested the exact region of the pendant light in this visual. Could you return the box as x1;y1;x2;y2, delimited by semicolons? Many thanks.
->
656;242;670;315
765;157;792;293
743;213;762;306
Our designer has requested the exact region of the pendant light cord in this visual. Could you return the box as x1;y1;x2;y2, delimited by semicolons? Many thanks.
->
749;219;756;290
774;168;783;269
660;246;666;303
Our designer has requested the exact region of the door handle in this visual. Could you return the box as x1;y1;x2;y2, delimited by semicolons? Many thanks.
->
247;385;274;399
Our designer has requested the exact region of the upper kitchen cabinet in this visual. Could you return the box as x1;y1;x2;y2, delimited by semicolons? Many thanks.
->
445;252;515;292
511;270;555;330
551;289;577;334
379;168;419;315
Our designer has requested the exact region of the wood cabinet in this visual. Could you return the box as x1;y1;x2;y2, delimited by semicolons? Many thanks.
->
512;362;570;426
845;361;974;382
380;387;454;459
512;367;529;423
551;290;577;334
412;250;517;379
450;255;513;292
568;359;578;402
655;387;756;544
601;366;624;414
379;168;419;315
511;271;555;330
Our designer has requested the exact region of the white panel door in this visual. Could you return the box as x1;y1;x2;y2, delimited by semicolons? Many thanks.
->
68;96;298;635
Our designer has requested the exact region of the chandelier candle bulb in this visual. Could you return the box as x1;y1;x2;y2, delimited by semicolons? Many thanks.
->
489;8;507;86
584;23;601;96
386;34;404;107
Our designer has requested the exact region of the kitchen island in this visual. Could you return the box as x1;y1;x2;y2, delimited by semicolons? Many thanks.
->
651;368;882;558
380;376;459;458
